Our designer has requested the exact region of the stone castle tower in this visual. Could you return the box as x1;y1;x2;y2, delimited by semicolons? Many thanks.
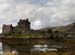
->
2;19;30;34
18;19;30;33
2;24;13;34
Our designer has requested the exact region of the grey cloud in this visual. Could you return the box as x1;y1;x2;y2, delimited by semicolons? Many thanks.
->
0;0;75;32
16;0;48;4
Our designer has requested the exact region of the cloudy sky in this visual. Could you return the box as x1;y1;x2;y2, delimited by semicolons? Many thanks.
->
0;0;75;33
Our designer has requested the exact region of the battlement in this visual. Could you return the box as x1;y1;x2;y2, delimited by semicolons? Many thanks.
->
19;19;30;24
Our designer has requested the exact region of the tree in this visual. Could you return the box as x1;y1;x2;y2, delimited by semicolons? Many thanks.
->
54;30;59;34
47;29;53;33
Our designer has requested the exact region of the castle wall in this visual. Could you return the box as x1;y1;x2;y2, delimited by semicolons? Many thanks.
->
2;24;13;35
2;19;31;34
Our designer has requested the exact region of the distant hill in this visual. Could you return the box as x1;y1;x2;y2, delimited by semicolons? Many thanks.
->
40;22;75;32
52;22;75;32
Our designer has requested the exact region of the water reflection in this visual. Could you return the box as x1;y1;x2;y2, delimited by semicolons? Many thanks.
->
12;50;18;54
31;44;57;52
0;51;3;55
0;42;2;55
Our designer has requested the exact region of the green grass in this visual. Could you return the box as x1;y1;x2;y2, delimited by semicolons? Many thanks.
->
5;32;44;38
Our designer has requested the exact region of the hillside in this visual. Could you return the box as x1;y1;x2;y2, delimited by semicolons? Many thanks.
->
46;22;75;32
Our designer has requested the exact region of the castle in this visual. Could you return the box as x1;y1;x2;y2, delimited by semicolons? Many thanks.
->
2;19;32;35
2;19;44;35
2;18;75;38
